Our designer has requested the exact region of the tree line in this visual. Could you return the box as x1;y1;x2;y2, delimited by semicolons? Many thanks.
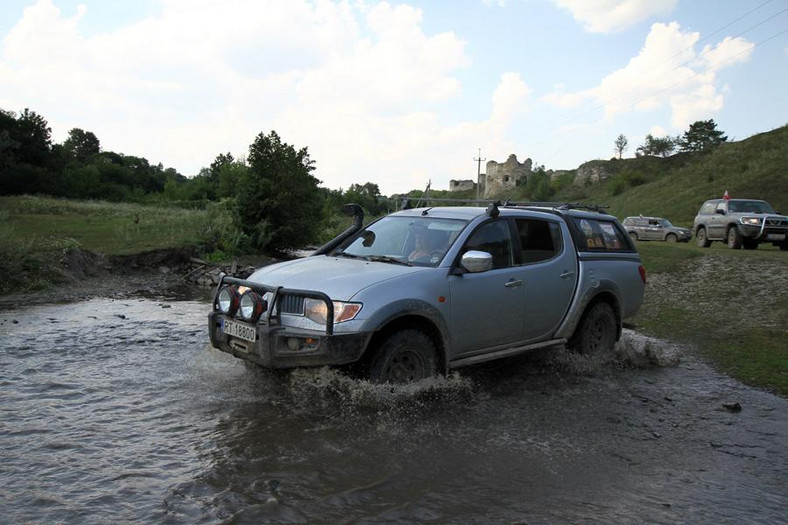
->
614;119;728;159
0;107;394;253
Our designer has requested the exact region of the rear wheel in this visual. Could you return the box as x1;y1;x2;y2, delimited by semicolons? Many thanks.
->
666;233;678;243
569;302;617;355
696;227;711;248
367;329;437;383
727;226;742;249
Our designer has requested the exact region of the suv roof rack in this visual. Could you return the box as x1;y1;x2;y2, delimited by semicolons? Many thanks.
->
399;196;610;215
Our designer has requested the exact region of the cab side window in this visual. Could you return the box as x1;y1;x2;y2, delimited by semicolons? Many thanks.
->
463;220;513;269
515;219;561;263
700;202;717;215
572;218;629;251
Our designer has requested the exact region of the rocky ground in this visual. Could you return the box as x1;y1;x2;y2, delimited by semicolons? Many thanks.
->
0;248;281;310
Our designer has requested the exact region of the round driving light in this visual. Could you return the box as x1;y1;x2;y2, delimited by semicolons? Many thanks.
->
217;286;240;316
239;291;266;323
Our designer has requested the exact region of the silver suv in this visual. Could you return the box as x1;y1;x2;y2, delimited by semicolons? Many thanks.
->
209;202;646;383
693;198;788;250
623;216;692;243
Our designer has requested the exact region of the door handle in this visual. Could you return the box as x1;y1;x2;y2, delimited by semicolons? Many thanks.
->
504;279;523;288
560;271;575;279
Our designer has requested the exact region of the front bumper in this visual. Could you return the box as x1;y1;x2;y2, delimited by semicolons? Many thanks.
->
209;311;371;368
739;223;788;241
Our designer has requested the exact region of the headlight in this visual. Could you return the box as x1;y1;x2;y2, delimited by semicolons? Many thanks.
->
741;217;761;225
304;299;362;325
239;291;267;323
216;286;240;316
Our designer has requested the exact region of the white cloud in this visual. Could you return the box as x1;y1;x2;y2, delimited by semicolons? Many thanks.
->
699;36;755;72
649;125;667;137
543;22;753;132
553;0;677;33
0;0;498;193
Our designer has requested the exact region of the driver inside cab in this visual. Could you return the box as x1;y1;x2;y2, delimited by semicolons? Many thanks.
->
408;229;445;263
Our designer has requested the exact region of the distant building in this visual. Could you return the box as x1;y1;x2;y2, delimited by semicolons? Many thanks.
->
449;179;475;192
483;154;532;197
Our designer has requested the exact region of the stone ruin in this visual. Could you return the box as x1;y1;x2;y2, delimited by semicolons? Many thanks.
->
483;154;532;198
448;153;533;198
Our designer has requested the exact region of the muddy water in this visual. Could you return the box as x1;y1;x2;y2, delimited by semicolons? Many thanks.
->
1;298;785;524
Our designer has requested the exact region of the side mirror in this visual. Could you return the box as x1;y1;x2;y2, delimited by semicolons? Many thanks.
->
715;209;725;215
460;250;493;273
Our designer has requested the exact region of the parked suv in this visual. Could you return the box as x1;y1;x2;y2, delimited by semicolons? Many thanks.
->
209;202;646;383
693;198;788;250
622;216;692;243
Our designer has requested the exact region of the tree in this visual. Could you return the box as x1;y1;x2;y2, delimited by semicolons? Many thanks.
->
678;119;728;152
614;134;628;159
64;128;100;162
15;108;52;166
636;134;676;157
235;131;322;252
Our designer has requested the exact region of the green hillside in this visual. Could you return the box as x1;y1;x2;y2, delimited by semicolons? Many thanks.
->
558;125;788;227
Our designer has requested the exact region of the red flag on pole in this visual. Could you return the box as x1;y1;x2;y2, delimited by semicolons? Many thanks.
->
723;190;730;200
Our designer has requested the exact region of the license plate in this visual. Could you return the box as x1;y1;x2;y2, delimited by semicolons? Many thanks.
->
766;233;786;241
223;319;257;342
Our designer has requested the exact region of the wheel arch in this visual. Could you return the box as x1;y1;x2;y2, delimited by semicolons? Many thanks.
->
586;291;622;340
556;287;623;343
362;310;448;374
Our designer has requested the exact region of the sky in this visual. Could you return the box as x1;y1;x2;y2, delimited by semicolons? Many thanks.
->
1;0;786;195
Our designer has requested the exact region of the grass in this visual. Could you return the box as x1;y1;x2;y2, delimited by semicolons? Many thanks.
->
1;195;219;255
0;195;238;293
630;241;788;396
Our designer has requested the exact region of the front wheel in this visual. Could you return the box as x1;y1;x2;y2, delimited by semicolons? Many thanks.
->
569;302;617;355
665;233;678;243
367;329;438;383
696;227;711;248
727;226;742;249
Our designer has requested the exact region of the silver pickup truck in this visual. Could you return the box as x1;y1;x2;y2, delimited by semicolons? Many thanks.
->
208;202;646;383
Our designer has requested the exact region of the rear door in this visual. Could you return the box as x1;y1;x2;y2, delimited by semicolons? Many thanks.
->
448;219;525;356
515;218;578;341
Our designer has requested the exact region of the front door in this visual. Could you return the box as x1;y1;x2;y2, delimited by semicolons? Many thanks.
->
448;219;525;356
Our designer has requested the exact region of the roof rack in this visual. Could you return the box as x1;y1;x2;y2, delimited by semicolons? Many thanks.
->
399;196;610;215
504;202;611;214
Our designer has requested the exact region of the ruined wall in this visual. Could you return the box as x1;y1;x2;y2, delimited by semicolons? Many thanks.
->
484;154;532;198
449;179;476;192
574;164;611;185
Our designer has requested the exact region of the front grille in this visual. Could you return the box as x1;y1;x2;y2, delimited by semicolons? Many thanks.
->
279;294;305;315
765;218;788;227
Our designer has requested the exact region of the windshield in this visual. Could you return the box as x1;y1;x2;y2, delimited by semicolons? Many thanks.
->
333;216;468;267
728;200;775;214
659;219;673;227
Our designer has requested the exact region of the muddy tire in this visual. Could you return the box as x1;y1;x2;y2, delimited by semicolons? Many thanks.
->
569;302;617;355
368;329;437;383
629;232;638;242
727;226;742;249
696;227;711;248
666;233;678;243
781;242;788;251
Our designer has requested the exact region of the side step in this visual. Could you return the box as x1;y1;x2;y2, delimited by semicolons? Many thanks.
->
449;339;566;368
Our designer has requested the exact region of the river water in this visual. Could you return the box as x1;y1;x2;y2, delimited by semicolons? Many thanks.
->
1;297;785;524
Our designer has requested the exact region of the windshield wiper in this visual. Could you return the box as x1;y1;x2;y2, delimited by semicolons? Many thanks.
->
367;255;412;266
333;252;367;260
